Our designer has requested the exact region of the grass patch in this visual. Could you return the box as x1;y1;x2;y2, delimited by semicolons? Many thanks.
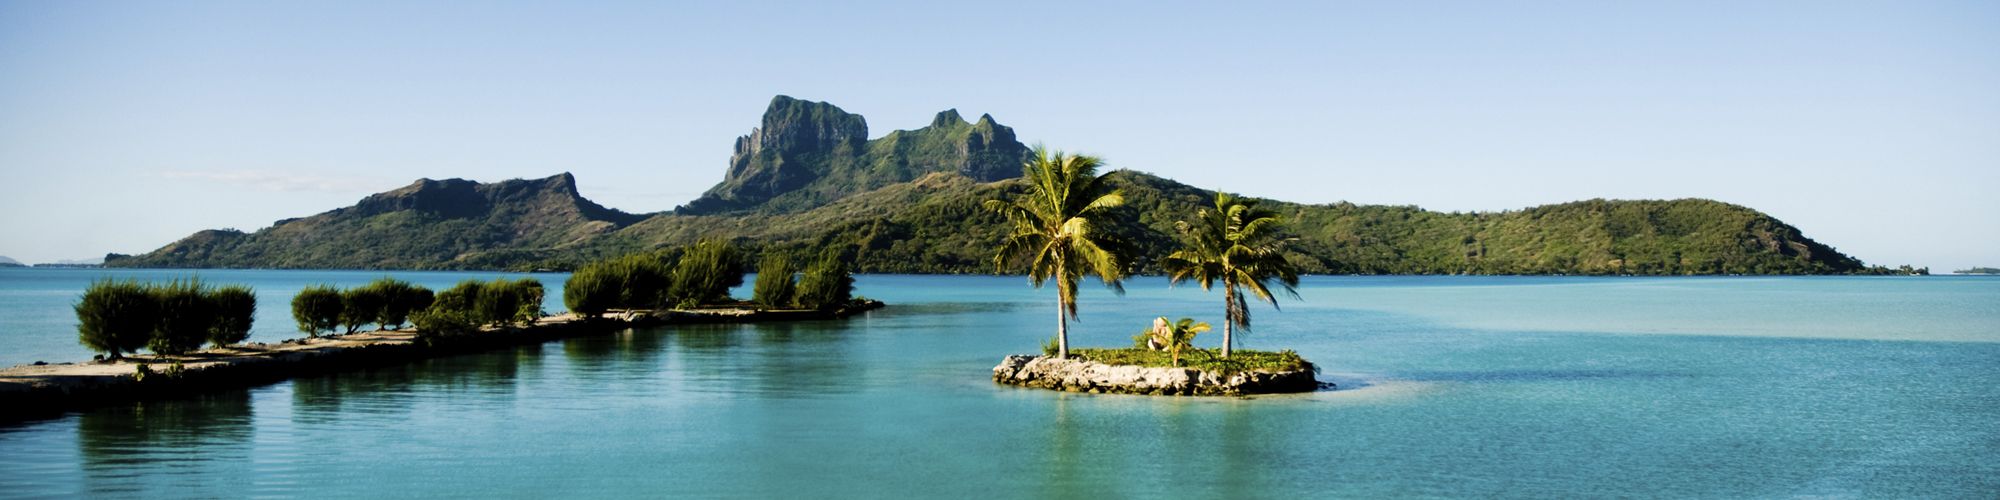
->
1067;347;1314;373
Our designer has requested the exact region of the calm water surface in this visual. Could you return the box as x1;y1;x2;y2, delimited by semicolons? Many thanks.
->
0;270;1996;498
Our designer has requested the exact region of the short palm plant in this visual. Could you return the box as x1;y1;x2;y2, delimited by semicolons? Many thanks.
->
1138;316;1211;367
986;146;1130;359
1161;192;1300;358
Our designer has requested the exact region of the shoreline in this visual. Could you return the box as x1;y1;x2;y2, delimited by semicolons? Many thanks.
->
991;354;1322;396
0;300;883;422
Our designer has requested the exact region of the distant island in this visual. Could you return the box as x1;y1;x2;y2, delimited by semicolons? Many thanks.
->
0;256;22;268
1954;267;2000;275
110;95;1918;276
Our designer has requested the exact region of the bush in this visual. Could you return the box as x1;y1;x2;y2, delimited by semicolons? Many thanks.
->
340;284;390;334
613;253;674;310
292;285;343;337
76;279;157;360
794;248;854;310
671;240;744;307
431;278;543;328
149;279;215;356
564;265;617;318
472;280;521;326
207;285;256;346
752;255;798;308
432;280;481;317
371;278;432;330
511;278;545;324
411;308;478;344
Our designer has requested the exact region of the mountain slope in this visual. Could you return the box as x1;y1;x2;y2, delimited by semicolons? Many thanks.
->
675;95;1029;214
111;173;642;269
111;96;1879;275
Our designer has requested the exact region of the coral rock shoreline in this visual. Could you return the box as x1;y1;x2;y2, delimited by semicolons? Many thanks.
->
991;354;1320;396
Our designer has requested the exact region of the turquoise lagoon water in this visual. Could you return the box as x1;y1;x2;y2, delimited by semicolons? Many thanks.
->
0;270;1996;498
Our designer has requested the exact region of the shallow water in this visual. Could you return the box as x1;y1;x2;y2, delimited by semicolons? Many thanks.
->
1;272;1996;497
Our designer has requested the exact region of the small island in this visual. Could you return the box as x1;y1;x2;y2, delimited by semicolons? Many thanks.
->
983;148;1322;396
993;349;1318;396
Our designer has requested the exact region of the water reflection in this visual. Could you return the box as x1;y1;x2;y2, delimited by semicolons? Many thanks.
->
662;321;861;398
562;327;665;376
1038;395;1087;497
290;346;538;423
77;391;254;496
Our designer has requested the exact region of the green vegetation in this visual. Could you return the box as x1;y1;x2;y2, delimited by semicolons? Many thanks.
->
371;278;434;330
562;264;618;318
339;285;389;334
207;285;257;346
75;279;157;360
1955;267;1999;275
1068;347;1312;374
409;277;543;344
432;279;544;328
987;146;1131;358
751;255;797;308
1162;193;1301;358
677;96;1028;214
564;242;859;314
670;240;744;308
74;278;259;359
793;248;855;310
1132;317;1210;367
109;97;1895;276
291;279;438;337
290;285;344;337
147;279;214;356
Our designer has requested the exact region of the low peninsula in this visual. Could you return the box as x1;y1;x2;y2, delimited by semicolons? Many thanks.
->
0;301;883;421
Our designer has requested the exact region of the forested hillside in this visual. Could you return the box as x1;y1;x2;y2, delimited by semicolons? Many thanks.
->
111;96;1884;275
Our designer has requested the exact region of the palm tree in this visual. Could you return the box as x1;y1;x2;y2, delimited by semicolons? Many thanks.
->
1162;192;1300;358
1144;316;1211;367
986;146;1129;359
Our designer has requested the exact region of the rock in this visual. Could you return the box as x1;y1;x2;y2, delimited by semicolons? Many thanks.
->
677;96;1030;214
991;355;1316;396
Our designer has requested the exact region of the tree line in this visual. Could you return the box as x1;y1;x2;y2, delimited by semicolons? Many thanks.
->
290;277;546;343
74;240;858;359
76;278;257;360
562;240;854;318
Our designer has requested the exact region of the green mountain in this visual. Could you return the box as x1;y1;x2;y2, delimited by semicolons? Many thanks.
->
676;95;1029;214
113;173;642;269
111;96;1882;275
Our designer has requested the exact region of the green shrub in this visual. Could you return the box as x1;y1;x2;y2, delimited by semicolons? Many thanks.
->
613;253;675;310
339;284;390;334
511;278;545;324
794;248;854;310
473;280;521;326
563;265;617;318
149;278;214;356
76;278;157;360
207;285;256;346
370;278;432;330
411;308;478;344
671;240;744;307
432;280;481;316
292;285;343;337
431;278;542;327
751;255;798;308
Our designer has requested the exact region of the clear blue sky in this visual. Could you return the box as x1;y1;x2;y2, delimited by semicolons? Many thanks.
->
1;1;1995;269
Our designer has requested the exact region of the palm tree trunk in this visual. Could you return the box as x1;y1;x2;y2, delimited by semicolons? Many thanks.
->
1056;296;1070;358
1221;286;1235;358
